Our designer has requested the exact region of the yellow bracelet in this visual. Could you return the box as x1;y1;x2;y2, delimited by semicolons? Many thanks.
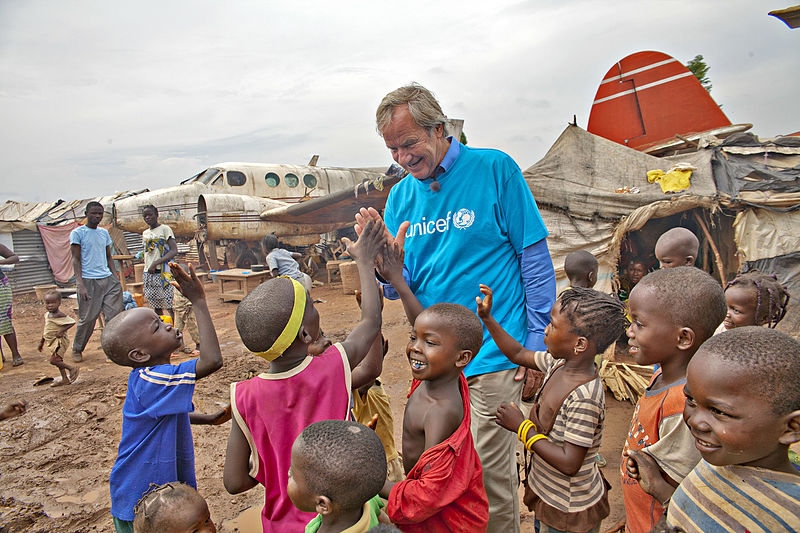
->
517;420;534;442
525;433;549;451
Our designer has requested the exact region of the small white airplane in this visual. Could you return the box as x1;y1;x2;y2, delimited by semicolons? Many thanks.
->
112;158;405;268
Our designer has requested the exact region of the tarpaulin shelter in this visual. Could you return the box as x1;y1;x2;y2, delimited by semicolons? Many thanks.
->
522;125;800;337
0;201;60;293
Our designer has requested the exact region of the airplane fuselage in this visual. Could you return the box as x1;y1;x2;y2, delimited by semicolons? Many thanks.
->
113;162;385;240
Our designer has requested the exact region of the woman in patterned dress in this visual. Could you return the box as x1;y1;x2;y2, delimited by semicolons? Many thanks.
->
140;205;178;320
0;243;24;367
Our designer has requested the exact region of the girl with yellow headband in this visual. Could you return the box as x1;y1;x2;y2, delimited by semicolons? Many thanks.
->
222;220;387;533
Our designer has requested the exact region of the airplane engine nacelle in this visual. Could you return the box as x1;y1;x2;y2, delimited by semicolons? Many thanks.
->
197;194;322;246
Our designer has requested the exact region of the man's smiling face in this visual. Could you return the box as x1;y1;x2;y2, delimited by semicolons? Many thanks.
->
381;105;449;181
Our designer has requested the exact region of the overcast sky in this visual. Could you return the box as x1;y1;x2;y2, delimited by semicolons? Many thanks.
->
1;1;797;202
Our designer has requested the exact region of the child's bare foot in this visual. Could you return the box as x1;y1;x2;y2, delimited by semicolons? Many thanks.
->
51;378;69;387
68;367;80;383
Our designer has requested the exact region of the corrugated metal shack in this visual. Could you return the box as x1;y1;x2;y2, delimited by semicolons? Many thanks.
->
0;192;146;294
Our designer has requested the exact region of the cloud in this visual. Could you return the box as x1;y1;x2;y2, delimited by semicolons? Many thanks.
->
0;0;797;201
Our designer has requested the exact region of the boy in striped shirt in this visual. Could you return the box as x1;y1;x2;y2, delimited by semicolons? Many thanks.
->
635;327;800;533
101;264;223;533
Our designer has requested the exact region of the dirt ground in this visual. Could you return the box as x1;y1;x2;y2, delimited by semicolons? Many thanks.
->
0;279;633;532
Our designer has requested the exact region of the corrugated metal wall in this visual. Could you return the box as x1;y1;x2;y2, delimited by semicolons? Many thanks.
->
7;230;55;294
124;231;144;256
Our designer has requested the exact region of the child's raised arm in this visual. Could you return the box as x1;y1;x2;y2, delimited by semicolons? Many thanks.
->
350;288;389;391
339;220;384;370
476;285;540;370
170;263;222;379
377;239;423;325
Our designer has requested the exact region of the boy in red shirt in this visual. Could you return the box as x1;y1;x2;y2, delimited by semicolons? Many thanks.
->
380;303;489;532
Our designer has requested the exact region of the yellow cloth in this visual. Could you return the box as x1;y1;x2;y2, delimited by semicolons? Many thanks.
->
647;168;693;193
352;382;405;482
42;312;76;356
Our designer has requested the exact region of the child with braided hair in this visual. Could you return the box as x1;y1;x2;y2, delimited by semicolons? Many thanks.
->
720;270;790;332
133;482;216;533
477;285;629;533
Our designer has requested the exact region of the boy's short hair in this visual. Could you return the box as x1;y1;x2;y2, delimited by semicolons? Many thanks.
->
133;482;203;533
141;204;158;216
655;227;699;257
564;250;598;281
636;266;725;341
236;277;298;352
261;233;279;251
558;287;628;352
424;303;484;356
85;201;103;214
698;327;800;415
44;290;61;301
101;309;151;366
295;420;386;510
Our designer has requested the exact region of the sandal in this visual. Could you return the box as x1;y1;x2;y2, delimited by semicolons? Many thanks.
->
12;357;24;367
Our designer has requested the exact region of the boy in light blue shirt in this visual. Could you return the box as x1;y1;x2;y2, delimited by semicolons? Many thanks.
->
69;201;122;361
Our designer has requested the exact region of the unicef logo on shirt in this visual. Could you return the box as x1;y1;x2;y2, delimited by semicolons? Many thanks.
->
452;208;475;230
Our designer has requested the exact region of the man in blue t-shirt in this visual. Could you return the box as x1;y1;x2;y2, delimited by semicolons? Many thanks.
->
355;84;556;533
69;201;123;361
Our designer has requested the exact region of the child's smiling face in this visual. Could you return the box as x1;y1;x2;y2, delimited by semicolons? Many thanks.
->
626;285;683;366
683;348;794;469
723;285;758;329
406;311;465;381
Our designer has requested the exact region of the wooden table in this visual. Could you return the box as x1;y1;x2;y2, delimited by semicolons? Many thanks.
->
216;268;270;302
112;254;135;292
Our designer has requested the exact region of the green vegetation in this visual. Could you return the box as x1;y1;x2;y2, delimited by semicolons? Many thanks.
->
686;55;712;94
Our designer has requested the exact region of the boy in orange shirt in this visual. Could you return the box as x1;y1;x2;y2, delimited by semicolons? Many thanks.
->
620;266;725;533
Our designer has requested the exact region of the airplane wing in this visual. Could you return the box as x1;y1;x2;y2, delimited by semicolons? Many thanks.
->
259;166;406;226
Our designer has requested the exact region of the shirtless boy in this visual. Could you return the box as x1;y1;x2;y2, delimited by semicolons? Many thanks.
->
380;303;489;532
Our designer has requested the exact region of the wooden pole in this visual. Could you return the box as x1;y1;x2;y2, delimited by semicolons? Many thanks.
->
693;211;726;285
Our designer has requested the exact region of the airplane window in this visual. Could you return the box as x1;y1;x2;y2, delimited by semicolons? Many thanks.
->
194;168;220;184
285;173;299;187
265;172;280;187
227;171;246;186
303;174;317;188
